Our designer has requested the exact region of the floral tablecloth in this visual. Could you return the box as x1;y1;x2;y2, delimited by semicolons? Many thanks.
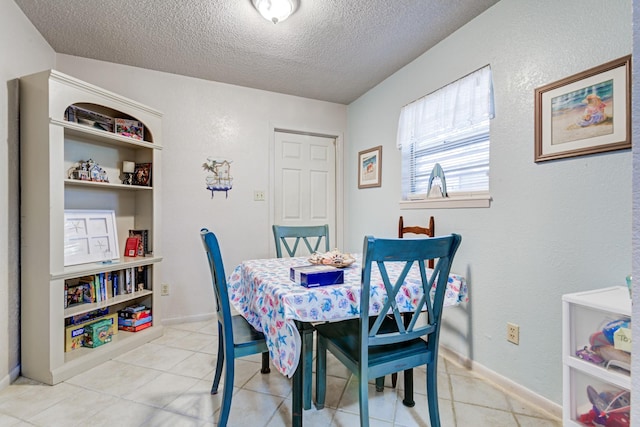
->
227;255;467;378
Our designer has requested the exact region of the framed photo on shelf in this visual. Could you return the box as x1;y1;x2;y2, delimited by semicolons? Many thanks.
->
64;210;119;266
534;55;631;163
358;145;382;189
133;163;152;186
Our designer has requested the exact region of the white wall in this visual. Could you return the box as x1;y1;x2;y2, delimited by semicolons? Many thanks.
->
0;0;55;388
54;55;347;322
346;0;632;405
631;0;639;422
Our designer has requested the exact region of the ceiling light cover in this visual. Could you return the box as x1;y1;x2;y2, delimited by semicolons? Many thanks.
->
252;0;298;24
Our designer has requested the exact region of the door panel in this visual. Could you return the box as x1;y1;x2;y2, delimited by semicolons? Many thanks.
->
274;132;336;253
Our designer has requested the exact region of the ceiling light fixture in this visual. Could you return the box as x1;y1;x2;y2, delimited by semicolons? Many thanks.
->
252;0;298;24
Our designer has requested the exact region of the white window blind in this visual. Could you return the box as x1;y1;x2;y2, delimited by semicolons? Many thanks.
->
397;65;494;199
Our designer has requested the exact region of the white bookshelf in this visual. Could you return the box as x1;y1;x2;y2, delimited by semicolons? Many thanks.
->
20;70;164;385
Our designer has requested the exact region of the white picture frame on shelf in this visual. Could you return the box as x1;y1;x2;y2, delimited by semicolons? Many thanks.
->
64;209;119;266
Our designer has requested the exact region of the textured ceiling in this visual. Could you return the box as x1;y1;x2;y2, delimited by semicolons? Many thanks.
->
15;0;499;104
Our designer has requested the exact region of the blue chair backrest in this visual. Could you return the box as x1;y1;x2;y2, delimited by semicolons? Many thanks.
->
360;234;462;349
272;224;330;257
200;228;233;336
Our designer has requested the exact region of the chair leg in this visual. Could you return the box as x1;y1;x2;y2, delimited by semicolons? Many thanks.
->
261;352;271;374
358;373;370;427
375;377;384;392
217;351;235;427
314;335;326;410
402;368;415;407
426;362;441;427
211;324;224;394
391;372;398;388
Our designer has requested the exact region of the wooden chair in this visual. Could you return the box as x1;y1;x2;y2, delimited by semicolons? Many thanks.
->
200;228;270;426
272;224;330;257
272;224;330;410
314;234;461;427
391;215;436;396
399;215;435;268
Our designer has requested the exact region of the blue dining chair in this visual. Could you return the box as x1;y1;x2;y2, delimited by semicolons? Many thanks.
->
272;224;330;257
200;228;270;427
314;234;462;427
272;223;329;410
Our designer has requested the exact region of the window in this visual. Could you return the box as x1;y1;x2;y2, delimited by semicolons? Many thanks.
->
397;66;494;203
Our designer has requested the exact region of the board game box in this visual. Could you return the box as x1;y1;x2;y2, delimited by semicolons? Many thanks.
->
290;265;344;288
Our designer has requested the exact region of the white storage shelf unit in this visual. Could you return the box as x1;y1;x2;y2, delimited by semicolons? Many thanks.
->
20;70;163;385
562;286;631;426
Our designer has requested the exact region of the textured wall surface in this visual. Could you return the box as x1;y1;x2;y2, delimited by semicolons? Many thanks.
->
56;54;347;322
0;0;55;388
631;0;639;422
347;0;632;404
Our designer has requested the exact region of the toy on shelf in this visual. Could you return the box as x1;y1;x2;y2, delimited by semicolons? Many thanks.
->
68;158;109;183
578;385;630;427
575;317;631;374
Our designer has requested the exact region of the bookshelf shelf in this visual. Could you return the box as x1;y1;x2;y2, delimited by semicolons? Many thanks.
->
20;69;164;385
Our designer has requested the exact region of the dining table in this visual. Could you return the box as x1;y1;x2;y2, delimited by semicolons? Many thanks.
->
227;253;467;427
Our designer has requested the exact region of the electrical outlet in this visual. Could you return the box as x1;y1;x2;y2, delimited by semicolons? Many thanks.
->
161;283;170;296
254;190;265;201
507;322;519;345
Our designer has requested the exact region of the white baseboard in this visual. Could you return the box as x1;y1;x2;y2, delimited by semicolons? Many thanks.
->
439;345;562;420
161;313;215;326
0;365;21;391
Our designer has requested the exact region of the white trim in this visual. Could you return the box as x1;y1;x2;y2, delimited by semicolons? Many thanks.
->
0;365;20;391
440;345;562;420
400;192;492;209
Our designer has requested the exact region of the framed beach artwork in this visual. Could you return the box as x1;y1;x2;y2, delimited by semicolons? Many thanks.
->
534;55;631;162
358;145;382;188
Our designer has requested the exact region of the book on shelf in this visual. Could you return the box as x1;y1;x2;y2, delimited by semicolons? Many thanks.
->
118;315;152;328
128;229;149;256
121;303;147;313
65;308;109;326
118;308;151;320
119;321;152;333
135;265;149;291
112;270;120;297
124;236;140;257
124;268;135;293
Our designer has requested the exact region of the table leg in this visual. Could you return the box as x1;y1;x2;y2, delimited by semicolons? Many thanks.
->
295;320;313;410
292;356;303;427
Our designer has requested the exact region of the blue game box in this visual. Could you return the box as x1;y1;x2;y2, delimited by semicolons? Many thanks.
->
290;265;344;288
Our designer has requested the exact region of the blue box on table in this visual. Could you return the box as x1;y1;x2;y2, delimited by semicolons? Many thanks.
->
290;265;344;288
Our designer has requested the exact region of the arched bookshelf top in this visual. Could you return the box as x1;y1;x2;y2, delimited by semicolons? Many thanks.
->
65;102;154;143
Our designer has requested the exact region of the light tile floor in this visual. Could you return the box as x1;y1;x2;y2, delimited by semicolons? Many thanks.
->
0;319;561;426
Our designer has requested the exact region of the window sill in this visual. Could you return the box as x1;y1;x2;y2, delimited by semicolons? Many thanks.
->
399;193;492;209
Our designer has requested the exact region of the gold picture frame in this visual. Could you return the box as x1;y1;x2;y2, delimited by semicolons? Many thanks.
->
534;55;631;162
358;146;382;189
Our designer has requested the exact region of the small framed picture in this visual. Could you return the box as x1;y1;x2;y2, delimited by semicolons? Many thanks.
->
64;210;119;266
358;146;382;189
133;163;152;186
534;55;631;162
